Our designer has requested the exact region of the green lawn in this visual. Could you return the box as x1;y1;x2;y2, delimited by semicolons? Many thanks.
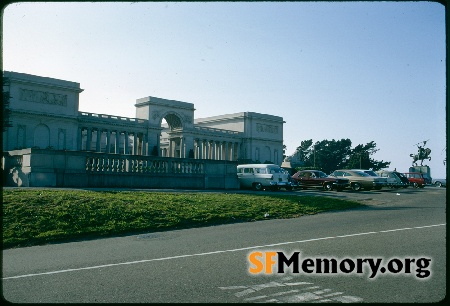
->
2;189;363;249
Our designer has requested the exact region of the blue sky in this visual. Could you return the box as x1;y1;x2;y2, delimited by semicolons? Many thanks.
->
3;1;446;178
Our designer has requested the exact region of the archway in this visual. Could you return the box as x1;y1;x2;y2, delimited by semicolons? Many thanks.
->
160;112;184;157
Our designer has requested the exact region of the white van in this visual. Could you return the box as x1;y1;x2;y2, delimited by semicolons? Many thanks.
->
237;164;293;191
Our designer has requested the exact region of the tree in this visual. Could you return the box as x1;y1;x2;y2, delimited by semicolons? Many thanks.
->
312;139;352;174
345;141;390;170
293;139;314;165
293;138;352;174
292;139;390;173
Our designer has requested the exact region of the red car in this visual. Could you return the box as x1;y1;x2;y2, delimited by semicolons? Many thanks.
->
291;170;350;191
403;172;426;188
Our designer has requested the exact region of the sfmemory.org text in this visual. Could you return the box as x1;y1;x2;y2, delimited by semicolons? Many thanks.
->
248;251;431;279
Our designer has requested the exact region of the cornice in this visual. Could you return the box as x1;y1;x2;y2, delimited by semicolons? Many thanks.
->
11;109;78;120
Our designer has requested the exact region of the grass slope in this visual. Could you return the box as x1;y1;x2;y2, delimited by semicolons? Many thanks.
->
2;189;362;248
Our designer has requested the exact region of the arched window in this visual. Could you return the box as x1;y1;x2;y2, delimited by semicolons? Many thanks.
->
17;125;26;149
34;124;50;148
58;129;66;150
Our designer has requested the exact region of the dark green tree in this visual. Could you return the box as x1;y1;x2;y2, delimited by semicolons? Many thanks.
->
294;139;352;173
312;139;352;174
345;141;390;170
293;139;391;173
295;139;314;163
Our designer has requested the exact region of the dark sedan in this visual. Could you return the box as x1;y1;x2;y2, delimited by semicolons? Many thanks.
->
291;170;350;191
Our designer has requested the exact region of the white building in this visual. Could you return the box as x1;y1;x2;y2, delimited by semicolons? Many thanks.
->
3;71;285;165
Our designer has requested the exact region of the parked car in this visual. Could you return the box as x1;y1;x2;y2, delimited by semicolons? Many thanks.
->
403;172;426;188
237;164;293;191
376;170;409;188
351;169;389;188
392;171;410;188
291;170;350;191
330;169;385;191
431;178;446;188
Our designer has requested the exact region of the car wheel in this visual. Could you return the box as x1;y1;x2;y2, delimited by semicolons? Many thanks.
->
323;182;333;191
374;186;382;190
253;182;263;191
351;183;362;191
412;182;419;188
285;186;293;191
436;182;442;188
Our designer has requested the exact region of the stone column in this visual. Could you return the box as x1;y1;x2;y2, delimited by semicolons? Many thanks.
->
124;131;129;154
133;133;138;155
106;130;111;153
156;132;161;155
230;142;234;161
96;129;101;152
77;127;82;150
219;142;224;160
142;133;147;156
224;142;229;161
213;141;217;160
197;139;202;159
180;137;185;158
194;139;198;159
86;128;92;151
115;131;120;154
168;138;173;158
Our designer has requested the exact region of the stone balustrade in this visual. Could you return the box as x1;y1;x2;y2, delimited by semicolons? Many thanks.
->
194;125;242;136
3;148;239;189
79;111;148;125
86;155;204;174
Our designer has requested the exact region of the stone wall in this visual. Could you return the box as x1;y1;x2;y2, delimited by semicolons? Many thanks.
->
2;149;240;189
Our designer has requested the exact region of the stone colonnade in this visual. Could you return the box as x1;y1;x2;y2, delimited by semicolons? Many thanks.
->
77;127;149;156
78;127;241;161
160;137;241;161
194;139;240;161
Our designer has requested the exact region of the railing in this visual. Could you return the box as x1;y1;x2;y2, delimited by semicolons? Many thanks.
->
86;155;204;174
79;112;148;124
194;125;242;136
3;148;239;189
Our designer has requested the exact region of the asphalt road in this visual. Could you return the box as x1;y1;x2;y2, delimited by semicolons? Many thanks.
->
2;187;447;303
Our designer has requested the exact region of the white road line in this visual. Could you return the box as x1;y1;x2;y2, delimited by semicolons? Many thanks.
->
3;223;445;280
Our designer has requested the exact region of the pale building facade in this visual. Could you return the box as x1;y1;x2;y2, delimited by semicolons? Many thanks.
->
3;71;285;165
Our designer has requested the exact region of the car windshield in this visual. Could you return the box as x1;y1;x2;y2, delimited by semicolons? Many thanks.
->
364;170;378;176
352;171;370;177
394;172;406;178
315;171;328;178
